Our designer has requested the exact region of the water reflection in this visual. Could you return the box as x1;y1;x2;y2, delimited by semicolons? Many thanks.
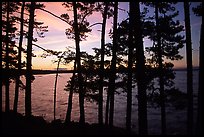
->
2;70;198;134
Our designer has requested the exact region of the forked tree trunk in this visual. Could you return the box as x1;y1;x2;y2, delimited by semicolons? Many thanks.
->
65;60;76;124
73;2;85;124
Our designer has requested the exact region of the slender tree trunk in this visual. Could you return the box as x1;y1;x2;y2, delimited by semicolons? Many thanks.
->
0;4;2;114
126;1;134;131
65;60;76;124
105;90;110;125
197;20;203;136
13;2;25;114
155;2;166;135
135;2;148;135
0;37;2;114
108;2;118;127
98;2;108;125
184;2;194;135
25;2;35;117
54;52;66;121
53;57;61;121
5;2;10;113
73;2;85;124
0;33;2;129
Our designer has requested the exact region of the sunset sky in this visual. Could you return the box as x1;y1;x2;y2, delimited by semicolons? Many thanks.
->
24;2;201;70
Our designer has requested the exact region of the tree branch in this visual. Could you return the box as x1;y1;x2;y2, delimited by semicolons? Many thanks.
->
38;8;70;25
32;43;48;52
88;22;103;28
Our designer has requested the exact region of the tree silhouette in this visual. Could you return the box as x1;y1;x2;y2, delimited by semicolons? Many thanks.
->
72;2;85;124
5;2;10;113
0;55;1;130
1;2;201;135
126;2;134;131
184;2;193;135
13;2;25;114
65;60;76;124
98;2;109;125
62;2;100;124
144;2;185;134
193;3;203;135
2;2;19;113
155;2;166;134
25;1;35;117
108;2;118;127
12;2;48;114
135;2;148;135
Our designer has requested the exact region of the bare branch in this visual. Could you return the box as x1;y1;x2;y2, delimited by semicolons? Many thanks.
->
88;22;103;28
32;43;48;52
38;8;70;25
118;7;126;12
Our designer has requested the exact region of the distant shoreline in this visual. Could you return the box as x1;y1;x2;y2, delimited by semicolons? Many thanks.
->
1;67;199;76
33;67;199;74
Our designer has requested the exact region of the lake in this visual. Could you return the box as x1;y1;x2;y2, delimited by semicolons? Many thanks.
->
2;70;199;135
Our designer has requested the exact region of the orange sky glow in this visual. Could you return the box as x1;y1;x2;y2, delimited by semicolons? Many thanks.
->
24;2;201;70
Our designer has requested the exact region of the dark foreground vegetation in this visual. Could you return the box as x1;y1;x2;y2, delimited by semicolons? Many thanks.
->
1;111;135;135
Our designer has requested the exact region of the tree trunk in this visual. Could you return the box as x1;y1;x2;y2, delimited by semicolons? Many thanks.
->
65;60;76;124
98;2;108;125
184;2;194;135
13;2;25;114
105;90;110;125
0;32;2;114
155;2;166;135
197;20;203;136
126;1;134;131
25;2;35;117
135;2;148;135
53;57;61;121
108;2;118;127
73;2;85;124
5;2;10;113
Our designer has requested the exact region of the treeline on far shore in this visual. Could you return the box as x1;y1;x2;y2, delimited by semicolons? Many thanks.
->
1;68;73;76
1;66;199;77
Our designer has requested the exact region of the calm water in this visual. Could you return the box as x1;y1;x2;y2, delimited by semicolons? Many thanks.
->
2;70;199;134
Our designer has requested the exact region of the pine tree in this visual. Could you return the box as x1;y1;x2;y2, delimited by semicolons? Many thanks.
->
13;2;25;114
108;2;118;127
11;2;48;115
5;2;11;113
193;3;203;135
62;2;96;124
144;2;184;134
126;2;134;131
25;1;35;117
155;2;166;134
65;60;76;124
135;2;148;134
98;2;109;125
72;2;85;124
184;2;193;135
2;2;19;113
